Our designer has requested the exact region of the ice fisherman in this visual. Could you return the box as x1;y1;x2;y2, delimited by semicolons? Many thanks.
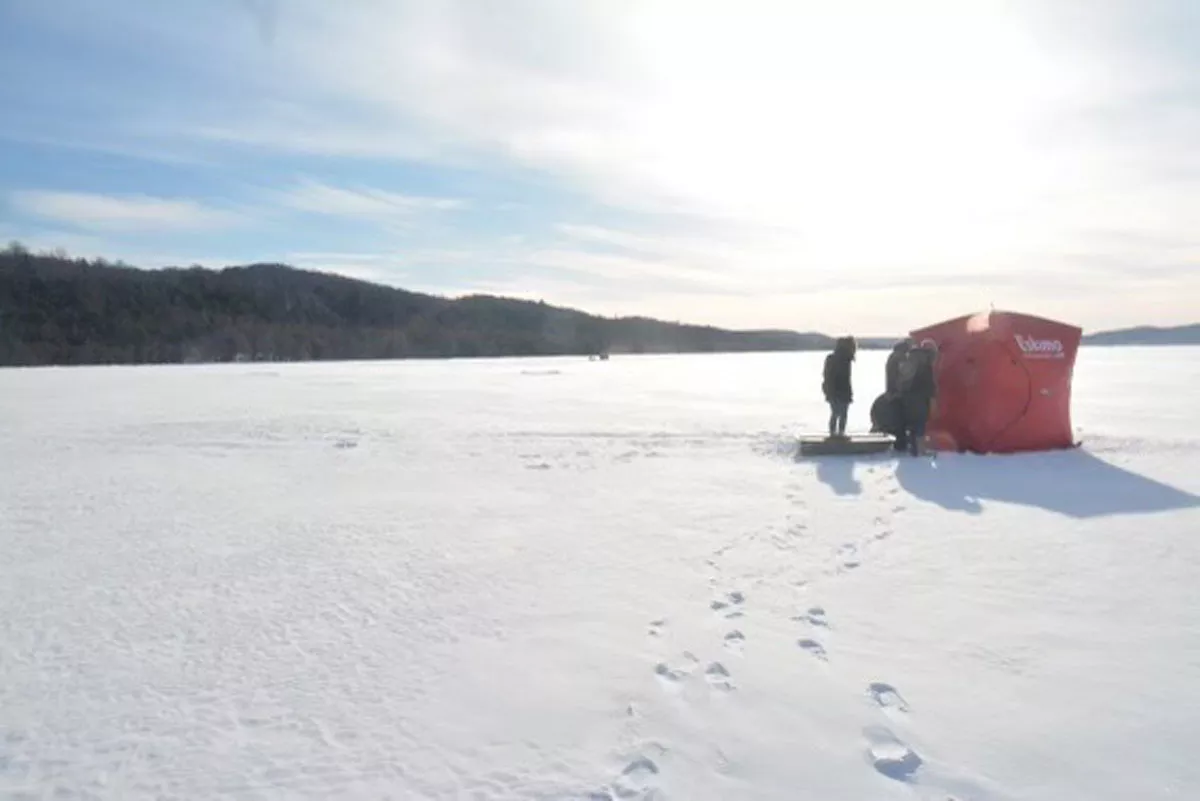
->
896;339;939;456
885;338;913;395
871;337;914;449
822;336;856;438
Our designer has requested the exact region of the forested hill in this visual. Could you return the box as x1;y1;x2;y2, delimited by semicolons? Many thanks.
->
0;245;833;366
1083;323;1200;346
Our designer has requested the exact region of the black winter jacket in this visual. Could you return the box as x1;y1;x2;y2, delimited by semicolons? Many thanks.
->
823;352;853;404
885;346;907;395
900;352;937;406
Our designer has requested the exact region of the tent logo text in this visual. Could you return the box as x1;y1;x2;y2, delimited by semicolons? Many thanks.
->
1014;334;1065;358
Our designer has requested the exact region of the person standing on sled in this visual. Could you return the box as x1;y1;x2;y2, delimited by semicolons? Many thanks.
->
897;339;938;456
822;336;856;438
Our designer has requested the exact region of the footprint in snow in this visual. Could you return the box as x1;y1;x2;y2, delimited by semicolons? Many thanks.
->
797;638;828;661
723;630;746;653
657;654;735;691
654;652;700;685
793;606;830;628
647;619;666;637
654;663;687;684
863;725;923;782
705;662;736;691
623;757;659;777
711;591;746;619
592;754;662;801
867;682;910;713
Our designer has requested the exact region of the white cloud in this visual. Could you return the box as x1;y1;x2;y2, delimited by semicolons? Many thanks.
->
191;2;1198;266
275;179;465;219
280;249;413;286
10;191;239;232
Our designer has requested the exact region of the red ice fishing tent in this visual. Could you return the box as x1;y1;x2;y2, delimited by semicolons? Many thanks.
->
909;310;1083;454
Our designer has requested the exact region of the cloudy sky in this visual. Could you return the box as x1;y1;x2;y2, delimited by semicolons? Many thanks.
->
1;0;1196;334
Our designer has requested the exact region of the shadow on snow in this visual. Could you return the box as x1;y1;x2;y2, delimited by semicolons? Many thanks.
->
813;455;865;497
894;448;1200;519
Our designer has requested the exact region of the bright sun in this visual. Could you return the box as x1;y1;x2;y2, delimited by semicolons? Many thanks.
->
613;0;1075;279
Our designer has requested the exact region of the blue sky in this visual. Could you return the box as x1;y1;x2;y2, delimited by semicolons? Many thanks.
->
1;0;1197;334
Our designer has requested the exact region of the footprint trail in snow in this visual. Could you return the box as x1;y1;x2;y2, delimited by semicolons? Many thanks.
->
796;637;828;661
863;724;923;782
704;661;736;691
867;681;910;714
710;590;746;619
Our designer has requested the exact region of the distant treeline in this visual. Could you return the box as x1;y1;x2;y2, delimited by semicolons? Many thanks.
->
1083;324;1200;347
0;243;836;367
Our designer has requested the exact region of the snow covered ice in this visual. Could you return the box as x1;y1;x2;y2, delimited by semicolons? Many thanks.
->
2;347;1198;800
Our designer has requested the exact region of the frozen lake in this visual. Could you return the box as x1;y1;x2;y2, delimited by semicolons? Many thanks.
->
2;346;1199;800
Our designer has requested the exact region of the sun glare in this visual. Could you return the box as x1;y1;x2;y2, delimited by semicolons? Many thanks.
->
618;0;1072;275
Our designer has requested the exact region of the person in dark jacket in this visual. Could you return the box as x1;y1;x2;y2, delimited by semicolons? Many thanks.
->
898;339;938;456
885;339;912;395
884;338;913;451
822;336;856;437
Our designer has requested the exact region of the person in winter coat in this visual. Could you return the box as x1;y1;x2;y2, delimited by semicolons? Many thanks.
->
822;336;856;437
898;339;939;456
883;338;914;451
885;339;912;396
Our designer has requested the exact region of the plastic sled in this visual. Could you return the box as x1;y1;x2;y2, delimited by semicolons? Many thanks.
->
798;432;896;457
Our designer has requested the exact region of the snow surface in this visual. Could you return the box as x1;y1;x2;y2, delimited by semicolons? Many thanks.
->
2;346;1199;800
